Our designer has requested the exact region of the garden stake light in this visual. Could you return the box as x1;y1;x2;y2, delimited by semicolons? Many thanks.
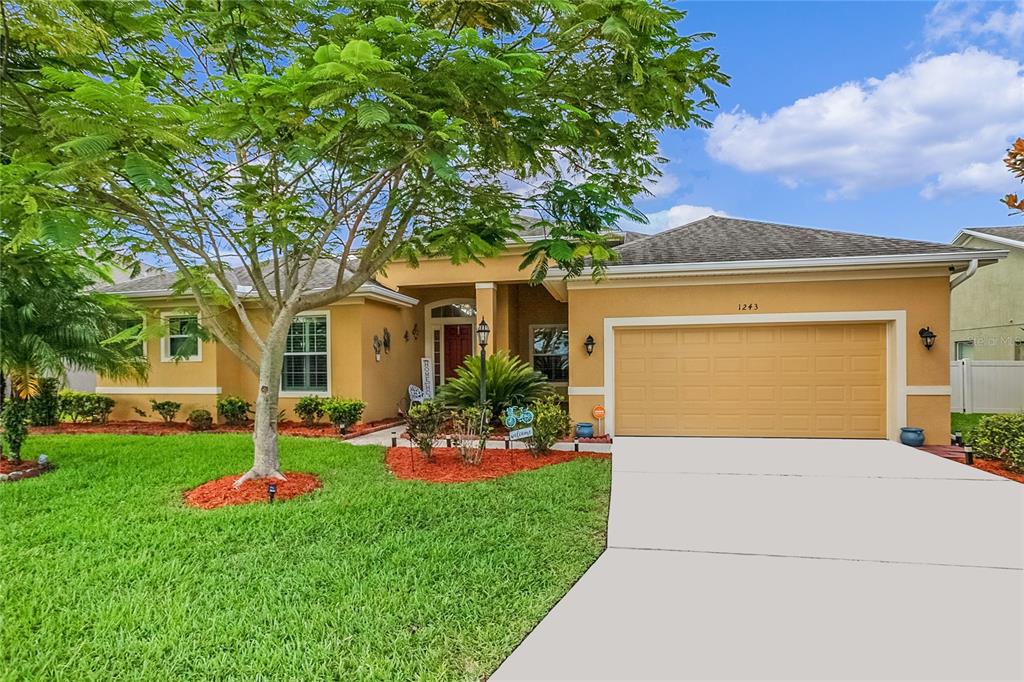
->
964;445;974;466
268;483;277;504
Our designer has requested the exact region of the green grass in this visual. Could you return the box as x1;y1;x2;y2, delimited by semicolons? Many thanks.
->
951;413;996;440
1;435;610;680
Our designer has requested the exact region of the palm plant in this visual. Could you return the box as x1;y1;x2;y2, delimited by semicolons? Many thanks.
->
437;351;552;417
0;243;149;400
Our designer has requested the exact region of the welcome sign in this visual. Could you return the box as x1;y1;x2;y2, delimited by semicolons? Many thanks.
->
503;406;535;441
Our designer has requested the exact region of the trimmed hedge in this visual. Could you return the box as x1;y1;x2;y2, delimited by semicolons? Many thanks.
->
60;391;116;423
971;413;1024;472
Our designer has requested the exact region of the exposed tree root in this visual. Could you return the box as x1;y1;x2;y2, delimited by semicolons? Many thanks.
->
232;468;288;488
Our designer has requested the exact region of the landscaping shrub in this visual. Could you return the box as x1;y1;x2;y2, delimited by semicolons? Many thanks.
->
406;399;447;461
1;399;29;462
216;395;251;426
437;351;552;418
186;409;214;431
971;413;1024;472
323;398;366;434
524;396;573;456
28;378;61;426
451;406;492;465
294;396;325;427
59;391;116;423
149;400;181;423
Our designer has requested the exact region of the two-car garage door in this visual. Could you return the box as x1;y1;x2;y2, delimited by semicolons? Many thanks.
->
614;323;887;438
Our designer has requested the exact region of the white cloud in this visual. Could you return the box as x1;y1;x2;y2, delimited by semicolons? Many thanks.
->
926;0;1024;45
624;204;728;234
705;49;1024;198
922;159;1011;198
642;171;681;200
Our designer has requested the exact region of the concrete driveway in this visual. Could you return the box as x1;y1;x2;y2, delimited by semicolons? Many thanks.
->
492;438;1024;681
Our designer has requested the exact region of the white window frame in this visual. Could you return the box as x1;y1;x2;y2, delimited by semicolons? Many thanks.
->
529;323;569;386
954;340;975;361
160;312;202;362
280;311;331;397
115;313;149;359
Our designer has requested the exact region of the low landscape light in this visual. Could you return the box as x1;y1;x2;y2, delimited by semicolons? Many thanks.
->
584;335;596;356
268;483;277;504
918;327;937;350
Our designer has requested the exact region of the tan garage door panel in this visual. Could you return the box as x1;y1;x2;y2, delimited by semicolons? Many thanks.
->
615;323;887;438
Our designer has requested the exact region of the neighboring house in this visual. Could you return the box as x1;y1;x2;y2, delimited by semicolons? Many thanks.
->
95;216;1005;445
949;226;1024;361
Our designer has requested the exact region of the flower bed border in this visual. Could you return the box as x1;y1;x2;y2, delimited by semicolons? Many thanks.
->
387;446;609;483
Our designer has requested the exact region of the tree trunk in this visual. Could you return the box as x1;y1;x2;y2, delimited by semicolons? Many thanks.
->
233;315;293;488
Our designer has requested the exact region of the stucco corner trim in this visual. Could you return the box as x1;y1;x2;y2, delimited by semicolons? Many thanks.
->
96;386;223;395
904;385;952;396
568;386;605;396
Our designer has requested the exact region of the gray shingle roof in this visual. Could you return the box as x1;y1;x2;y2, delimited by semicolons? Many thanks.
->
612;216;994;267
96;259;380;297
965;226;1024;244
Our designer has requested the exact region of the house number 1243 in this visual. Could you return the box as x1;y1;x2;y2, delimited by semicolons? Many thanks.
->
737;303;759;311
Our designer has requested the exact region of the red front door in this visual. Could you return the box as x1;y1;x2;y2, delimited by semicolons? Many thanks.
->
443;324;473;379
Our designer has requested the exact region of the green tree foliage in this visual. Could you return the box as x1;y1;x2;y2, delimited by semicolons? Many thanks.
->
0;243;148;399
4;0;727;479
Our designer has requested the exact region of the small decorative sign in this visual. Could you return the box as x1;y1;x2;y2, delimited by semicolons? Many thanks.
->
592;405;606;420
420;358;434;399
503;406;535;441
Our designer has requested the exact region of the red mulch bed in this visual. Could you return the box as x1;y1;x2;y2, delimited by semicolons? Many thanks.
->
971;459;1024;484
1;459;42;474
184;471;322;509
32;418;401;440
386;446;609;483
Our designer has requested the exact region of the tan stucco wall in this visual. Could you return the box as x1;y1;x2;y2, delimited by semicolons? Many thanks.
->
566;273;952;444
379;249;535;288
950;236;1023;360
358;300;421;421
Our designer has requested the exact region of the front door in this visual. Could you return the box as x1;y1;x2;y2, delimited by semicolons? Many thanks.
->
443;324;473;379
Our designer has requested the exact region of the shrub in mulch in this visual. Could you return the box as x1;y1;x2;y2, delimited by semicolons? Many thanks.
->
387;447;609;483
184;471;322;509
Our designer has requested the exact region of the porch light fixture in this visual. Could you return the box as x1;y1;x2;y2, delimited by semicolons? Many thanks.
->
477;319;490;407
476;319;490;349
584;335;596;356
918;327;937;350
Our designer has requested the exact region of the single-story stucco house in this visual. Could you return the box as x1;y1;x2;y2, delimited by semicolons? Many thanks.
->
96;216;1006;445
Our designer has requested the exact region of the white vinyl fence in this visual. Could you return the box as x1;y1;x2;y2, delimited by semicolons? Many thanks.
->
950;360;1024;413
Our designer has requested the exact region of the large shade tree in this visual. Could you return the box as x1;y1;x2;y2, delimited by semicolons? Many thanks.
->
5;0;727;484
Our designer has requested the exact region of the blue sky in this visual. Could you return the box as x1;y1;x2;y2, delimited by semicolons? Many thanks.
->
628;1;1024;243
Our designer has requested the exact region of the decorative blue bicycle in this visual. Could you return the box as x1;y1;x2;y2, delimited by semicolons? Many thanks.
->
502;406;535;429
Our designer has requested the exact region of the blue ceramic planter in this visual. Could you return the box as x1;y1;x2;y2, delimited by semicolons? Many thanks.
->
575;422;594;439
900;427;925;447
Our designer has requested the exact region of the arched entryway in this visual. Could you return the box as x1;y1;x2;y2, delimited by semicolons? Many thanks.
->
424;299;477;387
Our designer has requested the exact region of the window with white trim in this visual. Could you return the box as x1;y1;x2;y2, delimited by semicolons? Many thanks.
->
164;315;199;360
282;315;328;392
531;325;568;383
954;340;974;361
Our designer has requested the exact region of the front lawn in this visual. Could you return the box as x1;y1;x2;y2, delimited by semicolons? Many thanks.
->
1;435;610;680
951;412;996;440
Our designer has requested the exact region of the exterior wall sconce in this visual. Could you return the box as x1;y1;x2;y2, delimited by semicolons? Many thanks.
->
372;335;383;361
584;335;596;356
918;327;937;350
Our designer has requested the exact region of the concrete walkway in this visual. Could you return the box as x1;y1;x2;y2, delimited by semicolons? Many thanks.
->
492;438;1024;681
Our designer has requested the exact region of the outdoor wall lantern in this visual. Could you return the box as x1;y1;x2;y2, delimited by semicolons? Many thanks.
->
918;327;937;350
383;328;391;354
583;334;596;356
372;335;383;361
